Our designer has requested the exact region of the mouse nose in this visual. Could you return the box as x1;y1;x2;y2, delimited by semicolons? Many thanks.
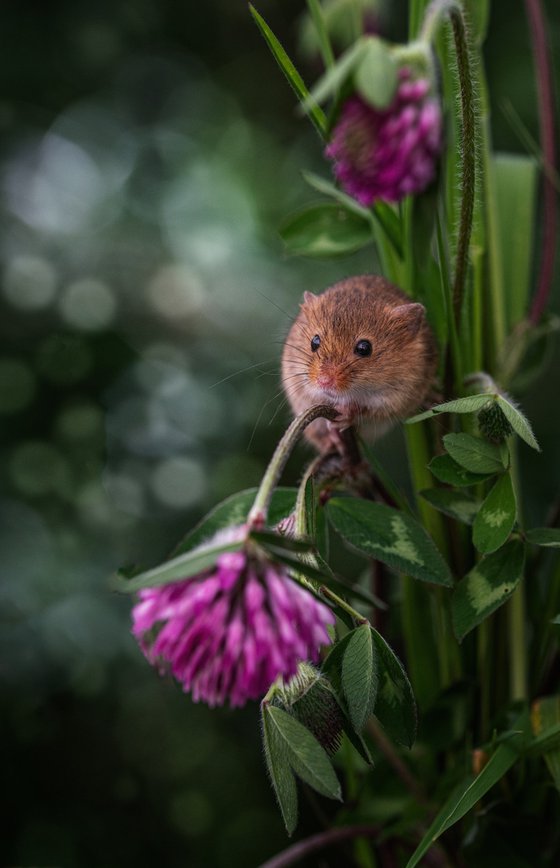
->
317;371;337;390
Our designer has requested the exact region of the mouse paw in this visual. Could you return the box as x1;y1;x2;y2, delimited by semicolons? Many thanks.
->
327;415;353;432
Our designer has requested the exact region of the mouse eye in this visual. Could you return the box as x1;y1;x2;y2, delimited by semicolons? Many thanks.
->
354;339;372;357
311;334;321;352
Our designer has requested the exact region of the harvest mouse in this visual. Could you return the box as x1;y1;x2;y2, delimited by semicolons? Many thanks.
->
281;274;437;452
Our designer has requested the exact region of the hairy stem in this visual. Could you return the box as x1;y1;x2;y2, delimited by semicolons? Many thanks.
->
249;405;338;526
421;0;476;329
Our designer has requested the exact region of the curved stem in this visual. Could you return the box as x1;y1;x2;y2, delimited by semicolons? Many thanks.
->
421;0;476;329
258;825;381;868
524;0;557;324
249;405;338;526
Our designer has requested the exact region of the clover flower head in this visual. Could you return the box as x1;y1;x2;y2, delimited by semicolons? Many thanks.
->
131;527;335;708
325;67;443;205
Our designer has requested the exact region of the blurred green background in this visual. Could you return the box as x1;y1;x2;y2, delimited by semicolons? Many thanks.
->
1;1;558;866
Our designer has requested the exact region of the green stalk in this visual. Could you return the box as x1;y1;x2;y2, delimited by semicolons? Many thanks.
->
476;619;491;739
436;210;464;393
421;0;477;333
507;442;528;701
405;424;458;699
508;584;528;702
409;0;431;40
249;404;338;526
479;73;507;366
293;458;369;625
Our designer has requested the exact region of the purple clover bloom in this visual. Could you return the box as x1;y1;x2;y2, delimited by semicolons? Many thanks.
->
131;528;335;708
325;68;443;206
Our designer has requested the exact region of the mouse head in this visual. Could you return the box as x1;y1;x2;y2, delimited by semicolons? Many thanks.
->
289;284;429;407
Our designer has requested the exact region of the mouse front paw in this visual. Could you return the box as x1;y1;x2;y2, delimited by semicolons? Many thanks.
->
327;414;353;432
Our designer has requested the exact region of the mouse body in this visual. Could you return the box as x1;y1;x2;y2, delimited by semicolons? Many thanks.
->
281;274;437;451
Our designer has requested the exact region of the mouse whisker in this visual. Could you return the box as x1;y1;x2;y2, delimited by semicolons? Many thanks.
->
209;359;275;389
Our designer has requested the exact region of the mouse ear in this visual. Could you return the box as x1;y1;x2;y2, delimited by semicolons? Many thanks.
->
302;291;317;306
388;302;426;336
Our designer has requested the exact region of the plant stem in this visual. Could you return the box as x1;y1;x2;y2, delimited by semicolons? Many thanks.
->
319;583;368;625
421;0;477;330
258;825;382;868
508;584;528;702
294;456;323;538
507;442;528;701
477;619;491;739
249;405;338;526
524;0;558;324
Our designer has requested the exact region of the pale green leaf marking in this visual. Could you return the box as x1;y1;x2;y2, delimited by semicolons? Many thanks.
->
486;508;508;527
379;515;423;565
472;472;517;554
466;567;513;614
327;498;452;587
452;540;525;640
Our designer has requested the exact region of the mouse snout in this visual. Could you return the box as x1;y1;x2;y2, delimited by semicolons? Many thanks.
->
317;371;337;389
315;362;346;392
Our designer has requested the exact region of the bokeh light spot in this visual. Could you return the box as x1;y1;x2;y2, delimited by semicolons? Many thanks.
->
150;455;206;508
104;471;146;517
3;254;58;310
147;263;204;320
59;277;117;331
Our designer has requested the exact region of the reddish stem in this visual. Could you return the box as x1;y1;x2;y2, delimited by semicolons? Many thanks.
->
258;825;380;868
258;824;450;868
525;0;557;324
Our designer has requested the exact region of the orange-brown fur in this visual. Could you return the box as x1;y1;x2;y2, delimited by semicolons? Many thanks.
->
281;275;437;451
